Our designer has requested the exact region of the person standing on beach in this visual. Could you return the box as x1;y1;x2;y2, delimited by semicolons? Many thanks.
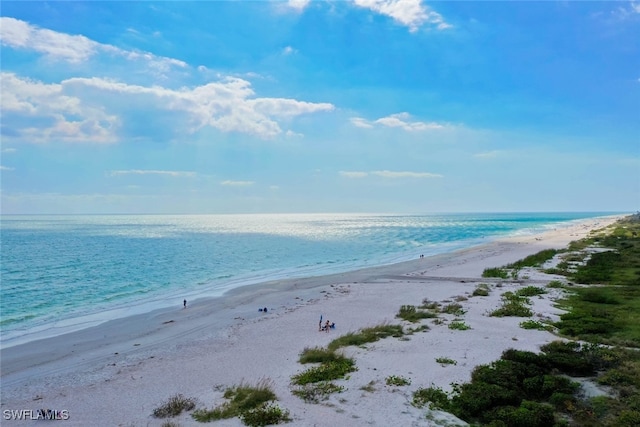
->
183;299;187;308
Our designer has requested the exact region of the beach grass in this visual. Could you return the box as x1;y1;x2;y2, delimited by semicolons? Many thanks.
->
191;379;289;425
396;305;437;323
152;394;197;418
327;324;404;351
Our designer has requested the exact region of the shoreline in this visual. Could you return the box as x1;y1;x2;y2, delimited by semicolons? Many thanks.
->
0;215;624;426
0;214;610;349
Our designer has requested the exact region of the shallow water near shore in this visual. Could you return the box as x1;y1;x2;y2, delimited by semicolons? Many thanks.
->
0;212;614;345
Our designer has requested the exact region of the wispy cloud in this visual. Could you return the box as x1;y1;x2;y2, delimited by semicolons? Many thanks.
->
110;170;196;177
220;180;255;186
474;150;503;159
351;112;448;131
2;148;17;153
0;165;15;171
0;17;186;71
353;0;451;32
340;170;442;178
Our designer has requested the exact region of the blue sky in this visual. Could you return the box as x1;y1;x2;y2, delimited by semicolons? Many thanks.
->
1;1;638;214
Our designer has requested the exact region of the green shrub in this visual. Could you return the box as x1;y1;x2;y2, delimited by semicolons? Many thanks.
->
327;324;404;351
412;386;451;410
448;320;471;330
299;347;343;364
473;284;491;297
153;394;197;418
519;320;552;331
442;303;466;316
291;358;356;385
516;286;547;297
292;382;344;403
507;249;559;269
436;357;457;366
483;267;509;279
396;305;437;322
546;280;564;288
240;402;291;427
386;375;411;386
192;380;278;422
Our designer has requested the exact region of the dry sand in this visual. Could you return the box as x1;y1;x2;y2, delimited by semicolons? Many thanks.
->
0;215;624;426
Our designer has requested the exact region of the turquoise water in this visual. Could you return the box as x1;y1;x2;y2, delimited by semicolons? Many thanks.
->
0;212;615;344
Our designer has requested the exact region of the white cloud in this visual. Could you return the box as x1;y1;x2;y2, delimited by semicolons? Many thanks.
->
354;0;451;32
287;0;311;12
1;72;119;144
350;117;374;128
340;170;442;178
282;46;297;55
352;112;447;132
0;18;187;73
474;150;503;159
220;180;255;186
371;170;442;178
0;166;15;171
2;148;17;153
110;170;196;177
1;72;334;142
340;171;369;178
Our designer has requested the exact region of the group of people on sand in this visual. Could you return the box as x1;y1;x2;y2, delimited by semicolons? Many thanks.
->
319;319;335;332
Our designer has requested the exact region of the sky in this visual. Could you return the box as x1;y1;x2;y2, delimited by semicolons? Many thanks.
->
0;0;638;214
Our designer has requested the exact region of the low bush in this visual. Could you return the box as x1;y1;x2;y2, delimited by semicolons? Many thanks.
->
448;320;471;330
442;303;466;316
520;320;552;331
192;380;278;423
293;382;344;403
516;286;547;297
436;357;457;366
327;324;404;351
472;284;490;297
412;386;451;410
386;375;411;386
291;357;356;385
396;305;437;323
482;267;509;279
240;402;291;427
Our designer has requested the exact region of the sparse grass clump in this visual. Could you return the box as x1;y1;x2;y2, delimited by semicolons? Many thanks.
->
482;267;509;279
448;320;471;330
291;356;356;385
192;380;281;424
396;305;437;323
152;394;197;418
240;402;291;427
412;385;451;411
327;324;404;351
420;299;441;310
490;291;533;317
516;286;547;297
442;303;466;316
546;280;565;289
507;249;559;269
520;320;553;331
386;375;411;386
436;357;457;366
472;284;490;297
291;382;344;403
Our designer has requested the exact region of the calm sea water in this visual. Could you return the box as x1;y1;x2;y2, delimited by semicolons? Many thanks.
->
0;212;613;345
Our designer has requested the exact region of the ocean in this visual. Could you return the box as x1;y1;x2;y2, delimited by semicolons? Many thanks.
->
0;212;615;346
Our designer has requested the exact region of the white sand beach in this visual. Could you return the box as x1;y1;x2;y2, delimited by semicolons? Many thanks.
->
0;215;624;426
